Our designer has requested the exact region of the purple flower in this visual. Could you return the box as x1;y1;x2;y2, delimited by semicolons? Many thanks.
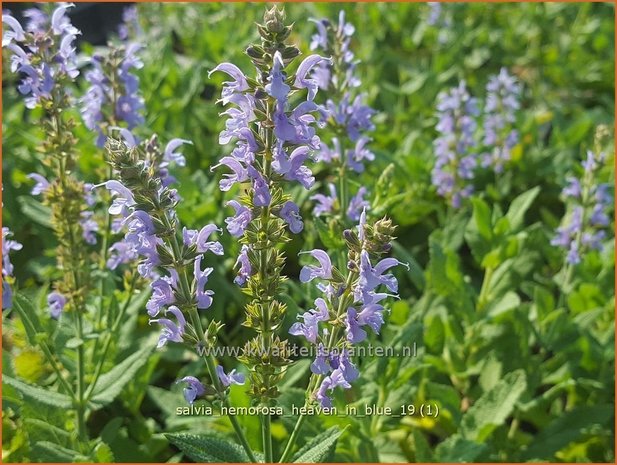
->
51;3;79;36
289;298;330;343
234;245;252;286
311;344;330;375
357;251;405;295
183;225;223;255
582;230;606;251
315;368;352;408
279;201;303;234
338;349;359;382
213;156;249;191
590;204;610;227
294;54;330;101
164;139;191;167
147;275;176;317
345;307;367;343
118;5;140;41
125;210;156;237
315;139;341;163
216;365;246;387
483;68;521;173
2;13;26;46
98;180;136;216
107;239;138;270
80;211;99;245
347;187;370;221
357;302;385;334
194;255;214;310
176;376;205;405
225;200;252;237
265;51;290;103
281;146;315;189
427;2;442;26
2;227;22;278
432;81;479;207
208;63;249;104
309;18;329;51
110;126;138;148
566;241;581;265
47;291;66;319
299;249;333;283
346;137;375;174
23;8;48;34
311;184;338;217
250;168;271;207
552;152;612;263
27;173;50;196
150;305;186;348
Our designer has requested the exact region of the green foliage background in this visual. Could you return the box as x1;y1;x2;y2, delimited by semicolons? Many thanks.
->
2;2;615;463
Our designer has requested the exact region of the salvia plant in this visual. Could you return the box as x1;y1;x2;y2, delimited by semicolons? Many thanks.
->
1;3;614;464
308;11;375;227
552;130;613;300
432;68;522;209
1;3;161;459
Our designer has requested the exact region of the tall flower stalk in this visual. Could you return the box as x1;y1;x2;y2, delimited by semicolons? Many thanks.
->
210;7;328;462
102;137;256;461
309;11;375;227
552;144;613;305
432;81;480;209
80;16;146;364
280;211;406;461
3;4;94;441
481;68;521;174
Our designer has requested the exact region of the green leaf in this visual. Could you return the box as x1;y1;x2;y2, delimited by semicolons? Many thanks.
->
522;405;613;460
460;369;527;441
65;337;84;349
471;197;493;241
12;293;44;346
88;341;153;408
31;441;88;462
487;291;521;317
23;418;72;444
93;442;116;463
434;435;488;462
292;426;342;463
165;433;249;463
280;359;311;389
17;196;52;228
505;186;540;231
412;429;434;462
313;217;344;250
3;375;72;409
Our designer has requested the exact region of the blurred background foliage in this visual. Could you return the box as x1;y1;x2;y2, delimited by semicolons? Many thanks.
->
2;2;615;463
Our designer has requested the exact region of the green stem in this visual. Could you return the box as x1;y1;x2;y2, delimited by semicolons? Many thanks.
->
279;414;306;463
84;272;138;400
254;105;276;463
477;265;494;311
13;302;75;397
192;311;258;463
54;114;88;442
338;163;348;223
262;414;273;463
92;166;115;357
163;213;257;463
557;261;573;309
73;310;87;442
279;271;355;461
